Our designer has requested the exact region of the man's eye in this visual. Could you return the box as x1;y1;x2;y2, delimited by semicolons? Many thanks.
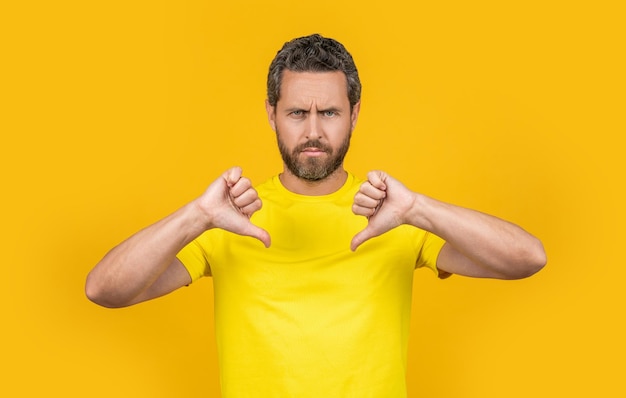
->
291;110;303;116
324;111;336;117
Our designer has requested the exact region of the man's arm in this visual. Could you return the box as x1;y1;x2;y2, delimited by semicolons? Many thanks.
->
85;167;270;308
351;171;546;279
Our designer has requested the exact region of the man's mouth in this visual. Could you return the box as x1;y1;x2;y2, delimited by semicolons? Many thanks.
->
297;140;328;151
301;148;326;156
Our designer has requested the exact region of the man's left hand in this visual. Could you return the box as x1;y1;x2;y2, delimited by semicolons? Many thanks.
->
351;171;416;251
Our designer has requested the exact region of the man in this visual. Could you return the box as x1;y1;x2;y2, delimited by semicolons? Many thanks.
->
86;34;546;397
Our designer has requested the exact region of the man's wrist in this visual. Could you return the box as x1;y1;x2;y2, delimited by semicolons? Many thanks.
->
186;199;215;233
405;192;435;232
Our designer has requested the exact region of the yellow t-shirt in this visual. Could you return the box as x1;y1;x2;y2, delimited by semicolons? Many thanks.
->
177;173;445;397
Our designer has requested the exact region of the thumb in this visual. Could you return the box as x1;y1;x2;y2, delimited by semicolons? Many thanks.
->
350;225;379;252
237;222;271;248
251;225;272;248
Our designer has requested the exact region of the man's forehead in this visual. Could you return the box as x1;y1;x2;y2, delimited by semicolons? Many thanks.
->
278;70;349;105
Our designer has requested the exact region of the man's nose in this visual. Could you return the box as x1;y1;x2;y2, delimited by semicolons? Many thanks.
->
305;113;321;140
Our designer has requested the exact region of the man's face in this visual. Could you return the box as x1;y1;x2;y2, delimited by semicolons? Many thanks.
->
266;70;360;181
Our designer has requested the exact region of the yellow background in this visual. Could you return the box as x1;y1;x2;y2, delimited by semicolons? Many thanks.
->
2;1;624;397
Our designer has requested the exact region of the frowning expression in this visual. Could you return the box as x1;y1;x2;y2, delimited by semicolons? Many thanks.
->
266;70;360;181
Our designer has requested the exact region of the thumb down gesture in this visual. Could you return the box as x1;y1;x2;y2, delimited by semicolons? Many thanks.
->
351;171;418;251
198;166;271;247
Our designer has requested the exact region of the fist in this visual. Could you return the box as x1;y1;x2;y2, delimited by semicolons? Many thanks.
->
198;167;270;247
351;171;415;251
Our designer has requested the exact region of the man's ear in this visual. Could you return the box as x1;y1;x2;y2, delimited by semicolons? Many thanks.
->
350;101;361;132
265;99;276;131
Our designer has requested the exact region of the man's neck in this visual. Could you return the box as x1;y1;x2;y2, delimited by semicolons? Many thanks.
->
279;167;348;196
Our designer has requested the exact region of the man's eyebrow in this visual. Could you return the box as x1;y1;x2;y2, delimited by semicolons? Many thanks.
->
283;107;309;113
318;107;341;113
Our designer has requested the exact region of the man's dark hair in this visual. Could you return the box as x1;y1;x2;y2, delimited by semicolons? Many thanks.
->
267;34;361;110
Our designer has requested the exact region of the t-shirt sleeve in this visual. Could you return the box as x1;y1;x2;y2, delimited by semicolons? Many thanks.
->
176;234;212;282
414;231;446;276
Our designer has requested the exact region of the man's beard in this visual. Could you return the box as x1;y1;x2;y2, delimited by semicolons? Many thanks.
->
277;131;351;182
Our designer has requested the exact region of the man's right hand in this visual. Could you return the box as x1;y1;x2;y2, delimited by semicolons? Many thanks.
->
196;167;271;248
